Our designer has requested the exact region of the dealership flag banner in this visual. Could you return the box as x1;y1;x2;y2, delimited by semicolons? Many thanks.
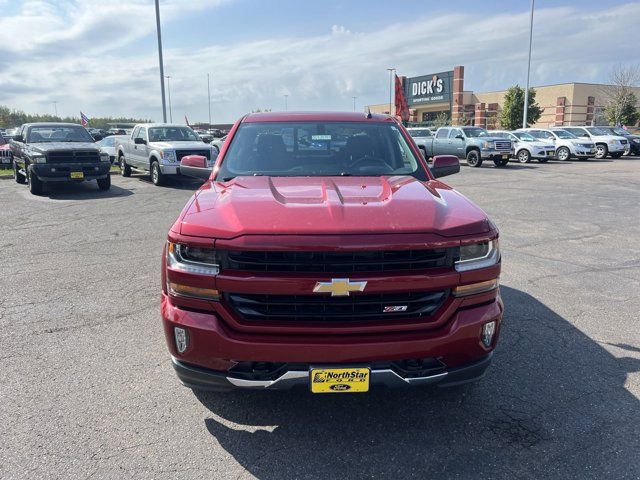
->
395;75;409;122
80;111;89;127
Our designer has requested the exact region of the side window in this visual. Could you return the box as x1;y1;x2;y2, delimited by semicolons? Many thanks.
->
545;132;555;139
436;128;449;139
131;127;139;138
449;128;462;139
137;128;147;141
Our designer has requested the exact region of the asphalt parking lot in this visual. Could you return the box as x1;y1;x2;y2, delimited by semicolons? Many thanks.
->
1;157;639;479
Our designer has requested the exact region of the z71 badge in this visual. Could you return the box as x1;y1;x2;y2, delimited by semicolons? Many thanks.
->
383;305;408;313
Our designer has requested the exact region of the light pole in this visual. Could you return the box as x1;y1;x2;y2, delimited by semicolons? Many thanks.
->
165;75;173;123
154;0;167;123
52;101;58;117
207;73;212;127
352;96;357;112
523;0;535;128
284;94;288;111
386;68;396;116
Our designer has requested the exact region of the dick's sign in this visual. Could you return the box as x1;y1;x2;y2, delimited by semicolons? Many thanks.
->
406;71;453;106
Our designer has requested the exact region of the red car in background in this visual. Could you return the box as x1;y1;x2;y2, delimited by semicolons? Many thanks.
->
162;112;503;394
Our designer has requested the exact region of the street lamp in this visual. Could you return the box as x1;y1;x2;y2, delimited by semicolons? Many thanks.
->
207;73;212;126
155;0;167;123
284;94;288;111
52;101;58;117
386;68;396;116
165;75;173;123
352;96;357;112
523;0;535;128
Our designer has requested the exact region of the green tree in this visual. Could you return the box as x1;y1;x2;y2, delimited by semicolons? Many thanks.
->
499;85;542;130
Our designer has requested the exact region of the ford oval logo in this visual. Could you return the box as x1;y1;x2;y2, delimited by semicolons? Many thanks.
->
329;384;351;391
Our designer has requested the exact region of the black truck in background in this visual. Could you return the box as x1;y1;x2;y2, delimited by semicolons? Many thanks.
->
10;123;111;195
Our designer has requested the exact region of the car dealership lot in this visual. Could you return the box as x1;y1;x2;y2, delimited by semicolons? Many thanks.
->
1;160;639;479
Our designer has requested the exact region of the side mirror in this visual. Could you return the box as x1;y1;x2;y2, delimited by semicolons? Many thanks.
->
134;137;146;145
13;134;23;142
455;134;464;140
431;155;460;178
180;155;212;179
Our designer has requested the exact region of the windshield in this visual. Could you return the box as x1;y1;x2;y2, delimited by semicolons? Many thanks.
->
554;130;577;139
216;121;425;180
98;137;116;147
586;127;608;136
408;129;432;137
27;125;94;143
462;127;489;138
513;132;537;142
148;126;200;142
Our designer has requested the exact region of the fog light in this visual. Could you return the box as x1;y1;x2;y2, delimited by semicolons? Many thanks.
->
51;168;56;172
174;327;189;353
481;321;496;348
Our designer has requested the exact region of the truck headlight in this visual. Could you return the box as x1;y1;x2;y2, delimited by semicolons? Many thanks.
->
32;154;46;164
633;138;640;144
455;239;500;272
607;139;616;145
100;152;110;162
162;150;177;162
482;141;493;149
167;242;219;275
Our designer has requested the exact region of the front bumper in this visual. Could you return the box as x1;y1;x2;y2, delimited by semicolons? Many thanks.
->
160;164;181;175
480;149;511;160
172;352;493;391
31;163;110;181
162;290;504;390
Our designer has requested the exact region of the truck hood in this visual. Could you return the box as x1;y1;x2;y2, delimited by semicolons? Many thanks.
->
179;176;491;239
29;142;99;153
149;141;210;150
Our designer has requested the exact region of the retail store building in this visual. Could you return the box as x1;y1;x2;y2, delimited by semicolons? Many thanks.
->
367;65;640;127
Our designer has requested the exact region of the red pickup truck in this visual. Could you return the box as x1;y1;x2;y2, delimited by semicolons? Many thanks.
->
162;112;503;394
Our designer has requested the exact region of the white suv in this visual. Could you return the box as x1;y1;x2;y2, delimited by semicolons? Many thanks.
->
554;126;629;159
490;130;555;163
517;128;595;161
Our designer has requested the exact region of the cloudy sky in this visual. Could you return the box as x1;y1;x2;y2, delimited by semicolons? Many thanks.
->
0;0;638;123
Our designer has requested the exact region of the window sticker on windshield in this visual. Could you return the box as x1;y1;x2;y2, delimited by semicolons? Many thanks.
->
311;135;332;141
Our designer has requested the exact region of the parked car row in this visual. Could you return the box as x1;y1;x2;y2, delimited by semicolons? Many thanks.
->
407;125;637;166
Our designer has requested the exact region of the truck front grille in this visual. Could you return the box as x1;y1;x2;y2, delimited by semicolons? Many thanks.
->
221;248;455;273
494;140;511;151
226;290;448;323
46;150;100;163
176;149;210;161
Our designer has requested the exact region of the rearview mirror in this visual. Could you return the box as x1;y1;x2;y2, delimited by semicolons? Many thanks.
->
431;155;460;178
180;155;212;180
134;137;146;145
13;134;23;142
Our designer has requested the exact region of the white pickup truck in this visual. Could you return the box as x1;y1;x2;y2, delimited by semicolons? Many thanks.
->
115;123;217;186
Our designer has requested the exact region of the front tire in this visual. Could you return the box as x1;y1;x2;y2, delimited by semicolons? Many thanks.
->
556;146;570;161
516;149;531;163
97;175;111;191
466;149;482;167
150;161;165;186
493;158;509;167
14;160;26;184
27;168;43;195
595;144;608;159
120;155;131;177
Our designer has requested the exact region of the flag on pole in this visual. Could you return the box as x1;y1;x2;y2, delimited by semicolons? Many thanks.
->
394;75;409;122
80;111;89;127
184;115;189;126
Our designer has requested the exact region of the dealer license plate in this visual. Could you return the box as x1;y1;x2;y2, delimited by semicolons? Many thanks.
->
310;367;370;393
70;171;84;179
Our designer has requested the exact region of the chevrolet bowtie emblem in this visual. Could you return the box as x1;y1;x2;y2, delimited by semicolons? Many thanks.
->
313;278;367;297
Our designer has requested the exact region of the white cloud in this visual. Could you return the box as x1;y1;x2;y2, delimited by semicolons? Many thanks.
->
0;2;638;123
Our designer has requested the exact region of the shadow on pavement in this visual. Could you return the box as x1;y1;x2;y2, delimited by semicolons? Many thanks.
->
41;182;133;200
133;174;204;190
195;286;640;479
